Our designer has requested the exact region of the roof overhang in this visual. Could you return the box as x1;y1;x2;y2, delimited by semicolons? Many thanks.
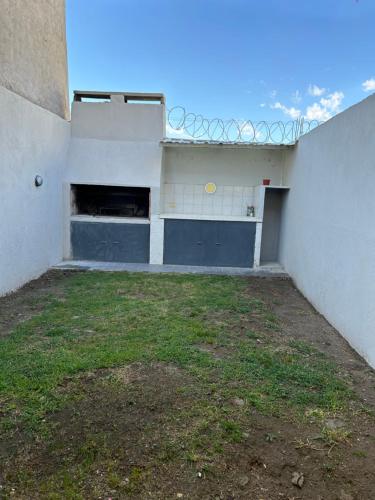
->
160;138;296;150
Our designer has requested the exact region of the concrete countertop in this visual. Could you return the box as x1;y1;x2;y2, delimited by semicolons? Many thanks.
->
159;214;261;223
70;215;150;224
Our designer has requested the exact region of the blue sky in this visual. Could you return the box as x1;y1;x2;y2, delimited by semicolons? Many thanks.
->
66;0;375;123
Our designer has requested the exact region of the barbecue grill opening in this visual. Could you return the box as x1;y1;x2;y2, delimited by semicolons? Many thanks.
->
71;184;150;218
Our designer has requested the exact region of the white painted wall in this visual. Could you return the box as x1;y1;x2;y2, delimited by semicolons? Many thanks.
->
162;146;286;217
71;101;164;142
163;146;285;184
67;139;163;188
0;0;69;119
280;94;375;367
68;101;164;188
0;86;70;295
65;98;165;263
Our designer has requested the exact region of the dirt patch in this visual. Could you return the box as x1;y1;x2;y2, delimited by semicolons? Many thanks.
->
2;362;375;499
0;270;76;338
244;277;375;407
197;344;228;360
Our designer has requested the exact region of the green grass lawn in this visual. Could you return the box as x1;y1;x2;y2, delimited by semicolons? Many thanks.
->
0;272;351;433
0;272;363;498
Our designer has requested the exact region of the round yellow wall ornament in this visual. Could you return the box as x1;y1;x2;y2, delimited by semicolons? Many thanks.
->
205;182;217;194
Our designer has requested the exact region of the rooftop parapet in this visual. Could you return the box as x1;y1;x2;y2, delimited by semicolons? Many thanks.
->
71;90;165;142
73;90;165;104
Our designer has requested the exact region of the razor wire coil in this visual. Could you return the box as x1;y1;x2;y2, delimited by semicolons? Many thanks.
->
167;106;320;144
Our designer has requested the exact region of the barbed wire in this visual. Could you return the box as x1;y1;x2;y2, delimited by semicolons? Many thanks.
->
166;106;320;144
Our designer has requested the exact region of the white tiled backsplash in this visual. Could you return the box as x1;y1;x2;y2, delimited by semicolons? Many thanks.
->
162;183;256;216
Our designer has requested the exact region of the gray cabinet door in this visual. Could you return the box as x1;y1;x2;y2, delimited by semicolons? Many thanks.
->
163;219;255;267
71;221;150;263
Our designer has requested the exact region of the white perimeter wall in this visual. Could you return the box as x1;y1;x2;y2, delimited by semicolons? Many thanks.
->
0;86;70;295
280;94;375;366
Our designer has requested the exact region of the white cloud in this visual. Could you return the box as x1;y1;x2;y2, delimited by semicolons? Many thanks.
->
320;91;344;112
259;103;266;108
305;102;332;121
240;122;262;140
308;84;326;97
291;90;302;104
362;78;375;92
305;91;344;121
271;102;301;120
270;90;344;123
166;123;186;137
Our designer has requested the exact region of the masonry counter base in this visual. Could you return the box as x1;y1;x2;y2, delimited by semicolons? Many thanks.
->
70;220;150;263
163;219;256;268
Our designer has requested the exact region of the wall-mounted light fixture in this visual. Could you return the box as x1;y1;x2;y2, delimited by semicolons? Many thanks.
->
34;175;43;187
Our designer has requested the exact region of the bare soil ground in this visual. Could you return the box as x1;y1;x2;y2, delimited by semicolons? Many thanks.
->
0;271;374;500
245;279;375;407
0;270;72;338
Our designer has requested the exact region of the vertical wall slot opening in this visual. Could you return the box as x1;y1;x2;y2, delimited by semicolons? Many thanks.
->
260;188;288;265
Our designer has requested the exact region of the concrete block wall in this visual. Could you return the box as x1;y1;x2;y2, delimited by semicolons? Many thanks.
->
0;86;70;295
279;94;375;367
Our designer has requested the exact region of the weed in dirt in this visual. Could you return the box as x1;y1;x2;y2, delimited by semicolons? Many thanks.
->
322;427;351;446
352;450;367;458
219;419;243;443
289;339;320;356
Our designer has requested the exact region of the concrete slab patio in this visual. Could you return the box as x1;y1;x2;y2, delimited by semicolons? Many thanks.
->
53;260;288;277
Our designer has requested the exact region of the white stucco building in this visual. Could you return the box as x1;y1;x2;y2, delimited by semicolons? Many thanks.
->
1;0;375;369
